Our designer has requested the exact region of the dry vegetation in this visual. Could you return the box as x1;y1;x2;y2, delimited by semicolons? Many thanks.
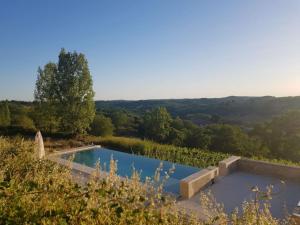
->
0;137;296;224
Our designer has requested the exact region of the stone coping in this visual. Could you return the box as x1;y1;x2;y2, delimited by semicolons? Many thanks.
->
238;158;300;181
47;145;106;180
49;156;94;174
180;166;219;199
49;145;101;156
218;155;300;181
219;156;241;176
47;154;130;183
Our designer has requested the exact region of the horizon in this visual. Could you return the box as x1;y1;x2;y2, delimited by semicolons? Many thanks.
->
2;95;300;102
1;0;300;100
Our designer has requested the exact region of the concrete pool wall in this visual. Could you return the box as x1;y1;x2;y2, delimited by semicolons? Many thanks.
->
238;158;300;181
218;156;300;181
179;166;219;199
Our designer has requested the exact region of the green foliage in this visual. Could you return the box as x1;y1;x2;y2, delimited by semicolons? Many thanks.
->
82;135;300;168
90;114;114;137
34;49;95;134
33;102;60;133
166;127;186;146
0;137;200;225
0;137;295;224
4;99;300;163
143;107;172;142
141;108;266;157
184;127;211;149
251;111;300;161
0;101;11;127
13;115;36;130
83;136;228;168
207;124;268;157
0;101;36;131
111;111;129;130
95;96;300;126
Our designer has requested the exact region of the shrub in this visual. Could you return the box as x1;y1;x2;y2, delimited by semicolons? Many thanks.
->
0;137;295;224
90;114;114;137
81;136;229;168
80;135;300;168
13;115;36;130
0;137;200;224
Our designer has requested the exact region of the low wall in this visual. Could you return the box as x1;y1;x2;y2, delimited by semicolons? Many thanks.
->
218;155;300;181
219;156;241;176
180;166;219;199
238;158;300;181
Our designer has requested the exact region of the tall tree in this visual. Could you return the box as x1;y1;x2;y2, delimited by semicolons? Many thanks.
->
207;124;266;156
34;49;95;134
251;111;300;160
0;101;11;127
185;127;211;149
143;107;172;142
111;111;129;130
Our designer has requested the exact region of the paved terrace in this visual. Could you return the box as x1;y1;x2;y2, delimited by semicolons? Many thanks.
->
179;171;300;219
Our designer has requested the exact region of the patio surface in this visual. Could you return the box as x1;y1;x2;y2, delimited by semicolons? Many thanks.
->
178;171;300;219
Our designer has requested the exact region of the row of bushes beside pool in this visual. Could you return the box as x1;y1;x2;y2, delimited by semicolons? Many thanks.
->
79;136;228;168
78;136;300;169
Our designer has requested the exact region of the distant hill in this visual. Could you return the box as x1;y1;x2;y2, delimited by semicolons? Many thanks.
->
95;96;300;126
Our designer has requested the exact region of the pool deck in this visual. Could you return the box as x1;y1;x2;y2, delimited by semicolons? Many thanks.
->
178;170;300;219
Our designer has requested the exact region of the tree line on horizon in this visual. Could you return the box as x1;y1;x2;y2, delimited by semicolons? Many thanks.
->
0;49;300;163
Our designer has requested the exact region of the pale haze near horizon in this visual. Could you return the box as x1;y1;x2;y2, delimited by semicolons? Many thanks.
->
0;0;299;101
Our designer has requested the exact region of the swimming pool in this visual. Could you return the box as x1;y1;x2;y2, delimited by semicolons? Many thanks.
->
62;147;201;195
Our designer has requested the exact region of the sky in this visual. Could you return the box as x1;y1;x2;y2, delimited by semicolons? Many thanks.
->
0;0;300;101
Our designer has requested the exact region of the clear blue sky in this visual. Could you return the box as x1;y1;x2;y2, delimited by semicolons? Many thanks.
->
0;0;299;101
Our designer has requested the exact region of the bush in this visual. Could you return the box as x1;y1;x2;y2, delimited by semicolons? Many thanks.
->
90;114;114;137
81;136;228;168
0;137;295;224
80;135;300;168
0;137;202;224
13;115;36;130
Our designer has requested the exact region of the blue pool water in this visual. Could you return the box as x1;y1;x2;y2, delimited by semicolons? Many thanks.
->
62;147;201;195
